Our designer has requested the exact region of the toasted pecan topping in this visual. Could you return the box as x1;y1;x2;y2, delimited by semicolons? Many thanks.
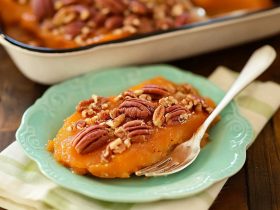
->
95;0;127;14
76;98;94;112
118;98;154;119
139;94;152;101
113;90;137;102
106;114;125;129
142;84;169;99
129;0;150;15
123;90;138;99
165;105;190;125
72;125;110;154
152;105;165;127
123;120;152;138
102;137;131;159
75;120;87;130
30;0;199;48
52;5;86;26
71;80;213;159
159;96;178;107
32;0;54;21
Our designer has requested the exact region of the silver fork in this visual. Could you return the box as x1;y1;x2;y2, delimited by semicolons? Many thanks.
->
135;45;276;177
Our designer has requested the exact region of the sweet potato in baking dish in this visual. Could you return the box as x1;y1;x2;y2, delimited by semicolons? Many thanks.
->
1;0;273;49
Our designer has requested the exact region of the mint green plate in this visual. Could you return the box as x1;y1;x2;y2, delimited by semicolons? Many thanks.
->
16;65;253;203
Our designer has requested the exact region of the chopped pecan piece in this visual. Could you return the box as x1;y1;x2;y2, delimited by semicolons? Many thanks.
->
75;120;87;130
123;90;138;99
72;125;110;154
114;126;126;139
139;94;152;101
95;0;127;14
76;96;109;113
103;138;125;156
102;138;131;159
118;98;154;119
76;98;94;112
96;110;111;122
123;120;152;138
106;114;125;129
165;105;190;125
129;0;150;15
159;96;178;107
142;84;169;99
109;108;119;119
114;90;137;102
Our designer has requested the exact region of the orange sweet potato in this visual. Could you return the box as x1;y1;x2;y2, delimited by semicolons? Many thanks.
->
48;77;216;178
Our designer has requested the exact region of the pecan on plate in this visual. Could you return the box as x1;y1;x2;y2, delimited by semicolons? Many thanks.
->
165;104;190;125
114;90;137;102
142;84;169;99
123;120;152;138
122;90;138;98
106;114;126;129
118;98;154;119
76;98;94;112
152;105;165;127
72;125;110;154
103;138;127;158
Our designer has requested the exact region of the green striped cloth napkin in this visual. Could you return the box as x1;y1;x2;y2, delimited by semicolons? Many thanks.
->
0;67;280;210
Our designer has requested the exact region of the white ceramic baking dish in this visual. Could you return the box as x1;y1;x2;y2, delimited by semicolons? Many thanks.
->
1;5;280;84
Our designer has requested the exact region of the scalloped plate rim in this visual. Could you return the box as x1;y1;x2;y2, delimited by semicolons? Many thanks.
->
16;65;253;203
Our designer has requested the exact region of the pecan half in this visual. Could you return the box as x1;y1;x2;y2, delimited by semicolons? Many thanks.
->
118;98;154;119
123;120;152;138
64;20;86;38
165;105;190;125
95;0;127;14
129;0;150;15
72;125;110;154
153;105;165;127
32;0;54;21
142;84;169;99
105;16;124;30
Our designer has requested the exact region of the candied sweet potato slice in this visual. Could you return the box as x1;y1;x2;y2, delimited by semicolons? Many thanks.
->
48;77;216;178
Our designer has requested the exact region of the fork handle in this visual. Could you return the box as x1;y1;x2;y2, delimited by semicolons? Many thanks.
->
200;45;276;136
